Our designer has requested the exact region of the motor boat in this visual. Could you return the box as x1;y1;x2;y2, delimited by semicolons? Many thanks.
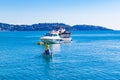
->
40;30;62;44
58;28;72;42
40;27;72;44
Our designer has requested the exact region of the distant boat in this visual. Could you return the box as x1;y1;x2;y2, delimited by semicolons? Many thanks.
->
40;27;72;44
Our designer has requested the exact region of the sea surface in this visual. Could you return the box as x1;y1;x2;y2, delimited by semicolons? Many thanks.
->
0;31;120;80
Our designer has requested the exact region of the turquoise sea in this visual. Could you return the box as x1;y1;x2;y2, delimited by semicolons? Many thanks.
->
0;31;120;80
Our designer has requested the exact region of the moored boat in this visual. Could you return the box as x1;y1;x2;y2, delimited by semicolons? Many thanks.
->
40;27;72;44
40;31;62;44
58;27;72;42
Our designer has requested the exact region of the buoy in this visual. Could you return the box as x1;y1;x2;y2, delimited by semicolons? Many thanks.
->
37;42;44;45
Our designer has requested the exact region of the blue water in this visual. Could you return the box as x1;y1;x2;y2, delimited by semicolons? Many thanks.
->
1;31;120;80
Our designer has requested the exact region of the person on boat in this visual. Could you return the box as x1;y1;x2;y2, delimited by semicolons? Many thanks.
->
44;43;52;56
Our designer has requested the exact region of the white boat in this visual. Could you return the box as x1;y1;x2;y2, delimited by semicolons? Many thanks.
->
41;31;62;44
40;27;72;44
61;37;72;43
58;28;72;42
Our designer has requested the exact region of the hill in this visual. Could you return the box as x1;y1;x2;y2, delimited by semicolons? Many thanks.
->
0;23;112;31
72;25;112;31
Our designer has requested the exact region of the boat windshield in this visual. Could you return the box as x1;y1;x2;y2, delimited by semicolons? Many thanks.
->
45;33;58;36
51;34;58;36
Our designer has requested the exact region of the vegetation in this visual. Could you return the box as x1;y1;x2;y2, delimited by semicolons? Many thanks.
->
0;23;112;31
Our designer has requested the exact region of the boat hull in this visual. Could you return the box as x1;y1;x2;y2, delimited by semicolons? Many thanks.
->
62;38;72;43
41;38;62;44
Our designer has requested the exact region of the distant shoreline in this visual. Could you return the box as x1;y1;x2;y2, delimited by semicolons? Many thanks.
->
0;22;113;31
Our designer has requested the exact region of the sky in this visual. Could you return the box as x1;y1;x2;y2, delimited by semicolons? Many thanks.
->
0;0;120;30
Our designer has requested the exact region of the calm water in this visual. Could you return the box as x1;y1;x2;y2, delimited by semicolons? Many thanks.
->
0;31;120;80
